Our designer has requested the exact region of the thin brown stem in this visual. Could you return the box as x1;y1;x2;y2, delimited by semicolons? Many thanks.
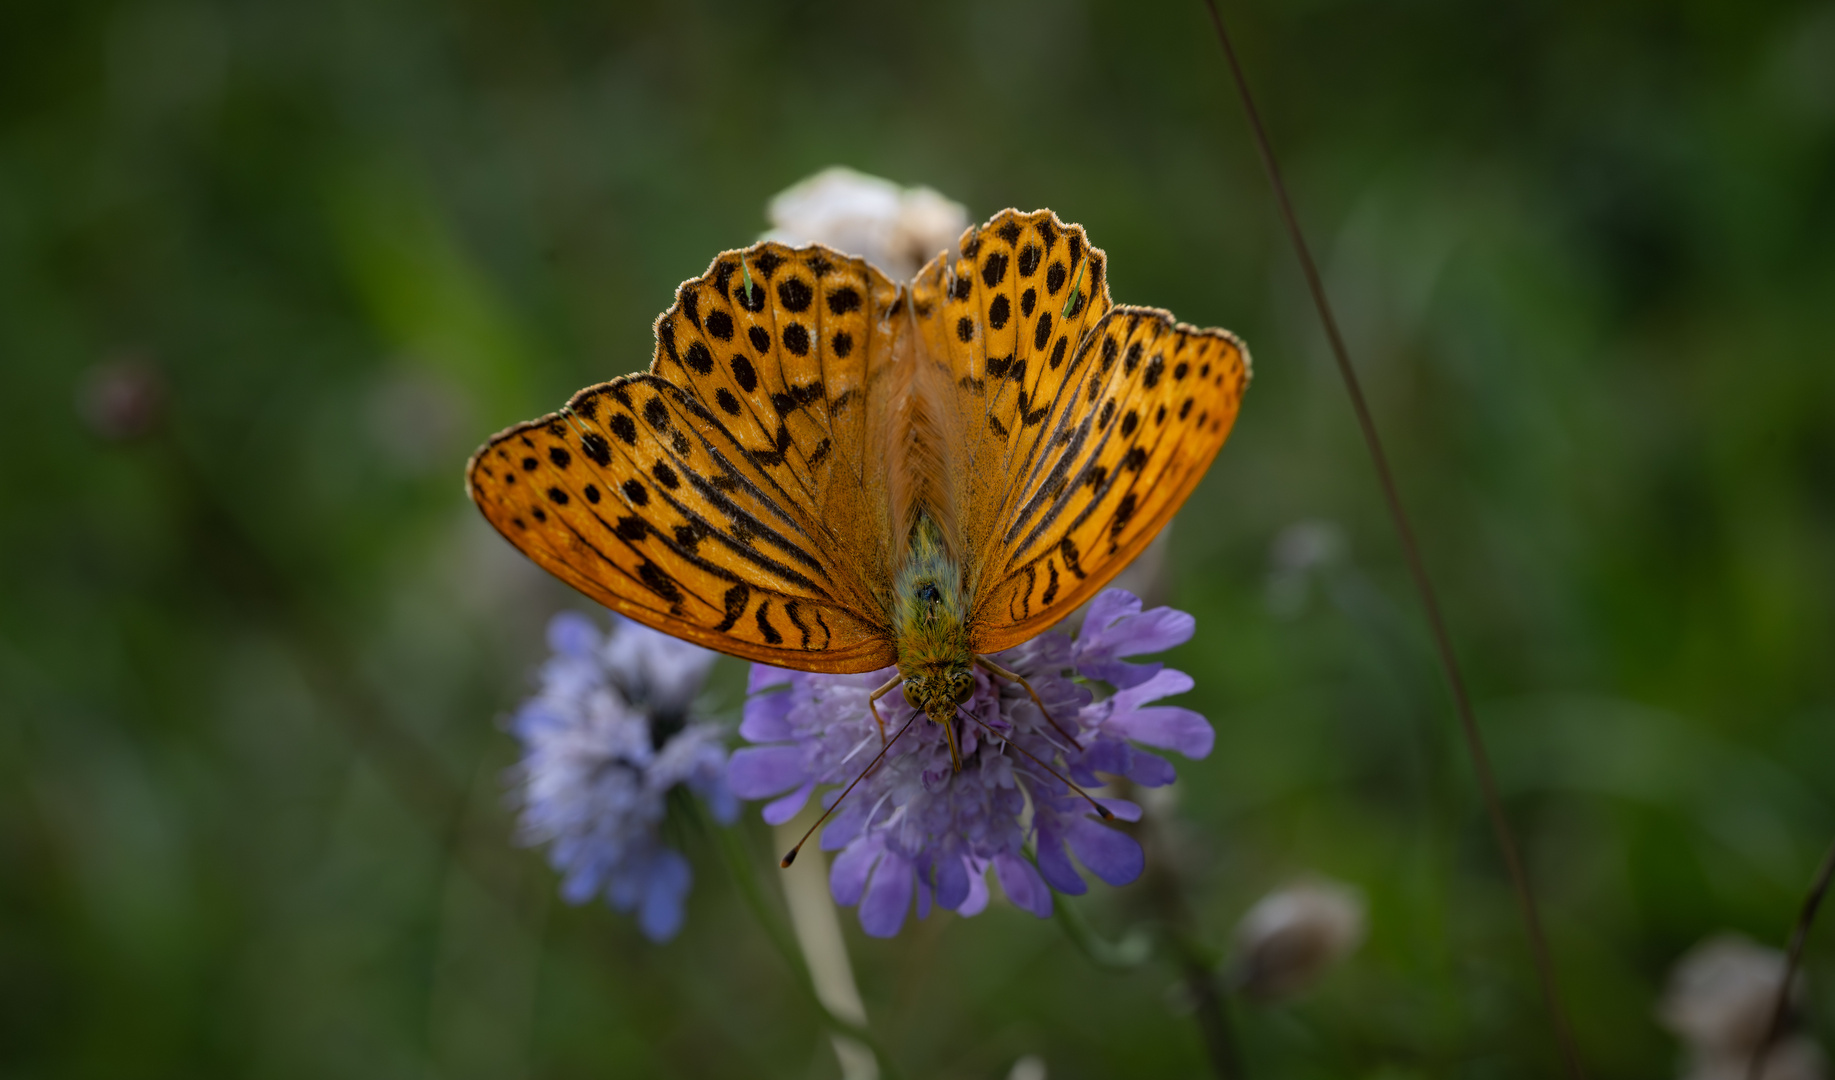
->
1199;3;1583;1076
1748;838;1835;1080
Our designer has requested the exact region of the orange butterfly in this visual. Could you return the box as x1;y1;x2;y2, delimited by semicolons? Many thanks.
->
467;209;1248;768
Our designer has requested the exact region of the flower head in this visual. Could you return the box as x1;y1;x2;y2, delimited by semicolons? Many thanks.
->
761;166;968;281
509;611;735;941
729;589;1212;937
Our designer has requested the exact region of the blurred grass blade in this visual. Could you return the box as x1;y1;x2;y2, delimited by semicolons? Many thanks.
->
1750;839;1835;1080
1199;2;1585;1075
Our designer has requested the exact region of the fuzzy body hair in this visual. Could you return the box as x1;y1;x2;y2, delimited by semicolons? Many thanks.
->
893;514;975;722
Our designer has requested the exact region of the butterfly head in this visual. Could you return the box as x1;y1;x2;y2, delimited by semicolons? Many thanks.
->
901;666;976;724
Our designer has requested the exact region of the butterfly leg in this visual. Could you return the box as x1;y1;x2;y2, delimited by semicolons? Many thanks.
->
939;713;964;773
867;673;902;747
975;657;1081;748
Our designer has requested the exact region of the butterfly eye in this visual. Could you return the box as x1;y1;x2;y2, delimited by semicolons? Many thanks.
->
953;679;974;704
902;683;922;709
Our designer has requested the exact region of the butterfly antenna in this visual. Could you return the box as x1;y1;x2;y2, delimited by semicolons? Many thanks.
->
956;706;1114;821
780;712;921;868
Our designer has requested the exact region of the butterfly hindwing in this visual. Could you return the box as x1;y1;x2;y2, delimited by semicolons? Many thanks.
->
967;306;1249;651
466;242;907;673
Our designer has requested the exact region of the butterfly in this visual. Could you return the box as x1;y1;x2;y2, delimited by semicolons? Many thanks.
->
467;208;1249;771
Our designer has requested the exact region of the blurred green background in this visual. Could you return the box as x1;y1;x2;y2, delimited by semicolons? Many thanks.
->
5;0;1835;1076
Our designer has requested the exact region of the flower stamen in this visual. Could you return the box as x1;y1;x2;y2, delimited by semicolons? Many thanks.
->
955;705;1114;821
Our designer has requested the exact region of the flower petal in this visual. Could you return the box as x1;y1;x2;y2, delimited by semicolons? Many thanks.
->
762;781;815;826
1095;798;1142;823
830;839;880;906
748;664;795;693
859;852;914;937
958;861;991;917
547;611;602;658
1075;590;1195;688
727;745;808;799
1124;748;1176;787
1034;826;1087;895
740;686;796;742
637;848;692;942
1067;818;1144;887
700;776;740;825
1107;705;1213;759
1077;589;1141;643
934;852;970;910
994;853;1052;918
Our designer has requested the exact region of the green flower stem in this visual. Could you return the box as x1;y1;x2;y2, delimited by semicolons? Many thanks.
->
712;821;901;1080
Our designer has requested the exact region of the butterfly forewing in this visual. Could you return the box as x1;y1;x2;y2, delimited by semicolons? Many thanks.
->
466;243;906;673
656;244;905;606
909;210;1116;599
910;209;1250;653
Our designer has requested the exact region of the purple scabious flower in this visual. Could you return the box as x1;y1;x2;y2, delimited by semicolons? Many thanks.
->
729;589;1212;937
510;611;737;942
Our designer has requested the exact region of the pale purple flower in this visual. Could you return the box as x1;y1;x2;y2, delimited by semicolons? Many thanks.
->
510;611;735;942
729;589;1212;937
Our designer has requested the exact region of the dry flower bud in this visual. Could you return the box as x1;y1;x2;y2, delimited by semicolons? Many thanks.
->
1228;878;1366;1001
78;356;165;441
1679;1035;1827;1080
1658;933;1805;1054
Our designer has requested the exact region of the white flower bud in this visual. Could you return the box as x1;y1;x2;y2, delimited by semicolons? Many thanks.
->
762;166;969;280
1658;934;1804;1054
1228;878;1366;1001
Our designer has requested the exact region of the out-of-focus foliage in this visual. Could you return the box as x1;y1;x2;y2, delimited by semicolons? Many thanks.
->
3;0;1833;1076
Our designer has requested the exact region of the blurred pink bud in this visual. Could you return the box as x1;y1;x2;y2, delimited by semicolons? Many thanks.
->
1228;878;1366;1001
78;355;165;441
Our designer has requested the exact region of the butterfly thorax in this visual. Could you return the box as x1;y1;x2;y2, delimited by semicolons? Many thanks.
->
893;514;975;722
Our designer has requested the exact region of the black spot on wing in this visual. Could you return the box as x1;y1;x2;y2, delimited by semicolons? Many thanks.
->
785;600;812;649
981;251;1008;288
777;277;813;312
755;601;783;645
715;584;748;632
731;355;758;392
